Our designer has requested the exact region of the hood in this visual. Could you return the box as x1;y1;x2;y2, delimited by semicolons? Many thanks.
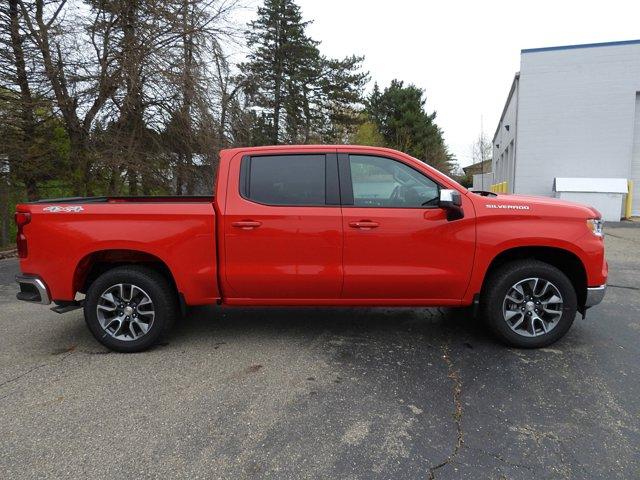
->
471;192;601;219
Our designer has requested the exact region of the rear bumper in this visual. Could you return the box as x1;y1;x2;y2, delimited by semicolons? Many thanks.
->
585;284;606;308
15;275;51;305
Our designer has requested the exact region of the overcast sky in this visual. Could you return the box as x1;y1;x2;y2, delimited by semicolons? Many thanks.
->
241;0;640;167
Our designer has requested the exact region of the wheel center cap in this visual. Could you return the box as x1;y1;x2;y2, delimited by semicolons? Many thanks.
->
525;301;535;312
124;306;134;316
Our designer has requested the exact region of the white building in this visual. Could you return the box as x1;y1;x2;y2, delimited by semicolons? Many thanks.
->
486;39;640;219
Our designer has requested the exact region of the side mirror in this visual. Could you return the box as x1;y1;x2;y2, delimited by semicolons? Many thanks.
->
439;189;462;208
439;189;464;221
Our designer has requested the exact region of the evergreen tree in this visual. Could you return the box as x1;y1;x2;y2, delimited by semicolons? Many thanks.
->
366;80;455;174
316;55;368;142
350;114;385;147
240;0;367;144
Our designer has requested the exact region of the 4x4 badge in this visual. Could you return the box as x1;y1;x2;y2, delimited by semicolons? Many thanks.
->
43;206;84;213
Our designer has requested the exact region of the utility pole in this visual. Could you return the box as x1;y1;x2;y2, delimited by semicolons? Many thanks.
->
480;116;484;190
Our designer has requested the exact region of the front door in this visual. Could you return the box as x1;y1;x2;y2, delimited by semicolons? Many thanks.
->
223;152;343;301
339;153;475;303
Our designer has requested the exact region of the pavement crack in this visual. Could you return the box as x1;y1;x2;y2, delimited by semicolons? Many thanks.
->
609;284;640;291
467;446;534;471
0;363;47;389
0;350;76;392
605;232;640;244
428;343;464;479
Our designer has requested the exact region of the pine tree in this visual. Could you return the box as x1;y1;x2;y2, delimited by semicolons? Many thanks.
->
366;80;455;174
240;0;367;144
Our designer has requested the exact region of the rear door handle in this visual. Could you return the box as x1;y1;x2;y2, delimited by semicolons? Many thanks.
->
232;220;262;230
349;220;380;230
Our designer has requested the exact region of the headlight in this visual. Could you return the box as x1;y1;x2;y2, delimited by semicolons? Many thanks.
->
586;218;604;237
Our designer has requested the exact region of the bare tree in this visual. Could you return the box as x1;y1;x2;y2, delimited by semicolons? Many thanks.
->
212;42;246;149
1;0;58;200
18;0;120;196
160;0;242;194
1;0;68;243
471;130;492;165
0;0;369;216
469;129;492;190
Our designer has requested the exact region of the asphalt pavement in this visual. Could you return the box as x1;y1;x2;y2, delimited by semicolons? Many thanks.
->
0;226;638;479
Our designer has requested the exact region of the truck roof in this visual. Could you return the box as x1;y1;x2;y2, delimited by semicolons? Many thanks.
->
220;145;413;156
220;144;467;194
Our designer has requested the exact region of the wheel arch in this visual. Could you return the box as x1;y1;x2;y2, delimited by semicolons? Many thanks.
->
481;246;588;310
73;249;179;299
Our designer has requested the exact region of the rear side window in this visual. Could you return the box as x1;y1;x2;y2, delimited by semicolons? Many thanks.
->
242;155;326;206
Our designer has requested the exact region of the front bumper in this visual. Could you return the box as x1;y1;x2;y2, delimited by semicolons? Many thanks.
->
585;284;606;307
16;275;51;305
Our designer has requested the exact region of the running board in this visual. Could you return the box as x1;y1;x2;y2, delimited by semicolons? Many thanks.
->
51;301;84;314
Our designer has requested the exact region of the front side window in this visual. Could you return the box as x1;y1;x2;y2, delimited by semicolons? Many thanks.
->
349;155;440;207
245;155;326;206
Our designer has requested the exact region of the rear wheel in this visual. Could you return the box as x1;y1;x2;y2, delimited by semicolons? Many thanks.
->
84;266;177;352
482;260;577;348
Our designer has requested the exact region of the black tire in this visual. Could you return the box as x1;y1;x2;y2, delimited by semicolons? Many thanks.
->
84;265;178;352
481;259;577;348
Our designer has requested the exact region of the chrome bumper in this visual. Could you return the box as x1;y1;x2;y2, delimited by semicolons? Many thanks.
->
15;275;51;305
585;284;606;307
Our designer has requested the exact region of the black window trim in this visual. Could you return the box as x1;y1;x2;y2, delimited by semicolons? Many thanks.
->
337;153;353;205
239;153;340;207
325;153;341;205
338;153;444;209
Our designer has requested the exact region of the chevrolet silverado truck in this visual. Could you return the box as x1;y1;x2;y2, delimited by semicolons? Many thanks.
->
15;145;607;352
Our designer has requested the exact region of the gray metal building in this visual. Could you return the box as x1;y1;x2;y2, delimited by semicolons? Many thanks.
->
486;39;640;219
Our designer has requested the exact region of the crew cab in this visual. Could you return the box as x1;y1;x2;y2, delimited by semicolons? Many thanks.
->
15;145;607;352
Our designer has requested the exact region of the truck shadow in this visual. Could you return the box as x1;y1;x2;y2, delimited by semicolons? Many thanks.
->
169;305;497;349
35;304;498;357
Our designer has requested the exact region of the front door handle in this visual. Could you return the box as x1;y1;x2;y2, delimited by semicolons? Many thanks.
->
232;220;262;230
349;220;380;230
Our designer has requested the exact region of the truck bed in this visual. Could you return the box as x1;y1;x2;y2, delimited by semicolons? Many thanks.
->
17;196;218;305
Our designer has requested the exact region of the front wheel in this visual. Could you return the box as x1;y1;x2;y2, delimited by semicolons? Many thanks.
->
482;260;577;348
84;266;178;352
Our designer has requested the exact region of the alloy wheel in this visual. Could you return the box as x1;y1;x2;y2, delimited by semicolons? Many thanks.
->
502;277;564;337
96;283;155;341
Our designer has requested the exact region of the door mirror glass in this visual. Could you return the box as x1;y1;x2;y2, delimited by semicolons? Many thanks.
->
439;189;462;208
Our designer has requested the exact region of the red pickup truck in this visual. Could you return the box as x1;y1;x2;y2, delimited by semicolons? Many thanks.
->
15;145;607;352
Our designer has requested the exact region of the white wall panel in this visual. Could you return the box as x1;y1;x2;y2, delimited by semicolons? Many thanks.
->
494;41;640;218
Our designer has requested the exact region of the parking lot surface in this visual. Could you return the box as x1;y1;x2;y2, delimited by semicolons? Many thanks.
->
1;225;638;479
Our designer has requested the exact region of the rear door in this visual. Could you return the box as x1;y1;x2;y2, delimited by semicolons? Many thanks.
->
338;152;475;303
223;151;343;301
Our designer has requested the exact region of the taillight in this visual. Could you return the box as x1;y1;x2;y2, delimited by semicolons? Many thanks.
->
15;212;31;258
